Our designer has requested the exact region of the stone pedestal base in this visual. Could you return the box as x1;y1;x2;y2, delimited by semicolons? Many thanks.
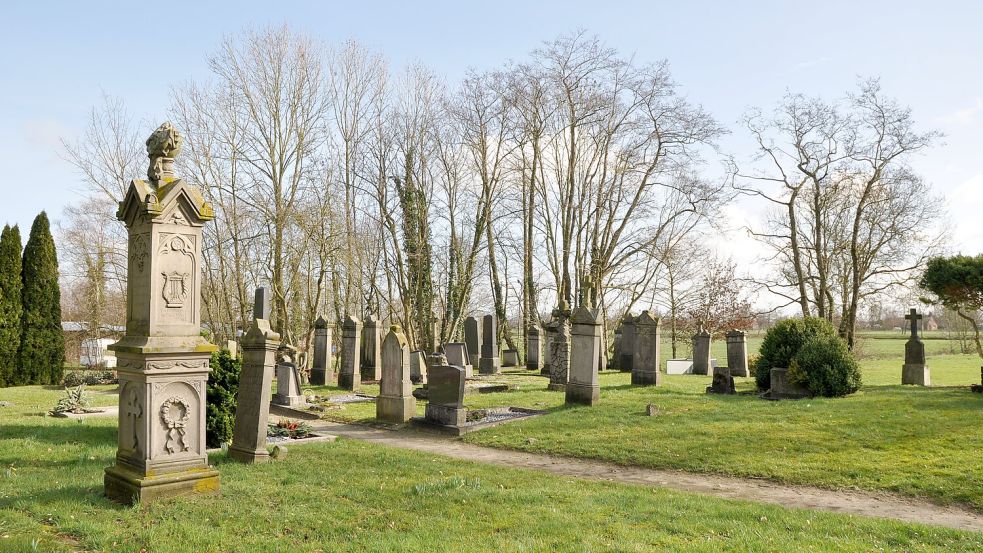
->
272;394;306;407
540;366;550;376
425;404;467;426
631;369;661;386
565;382;599;406
310;368;332;386
546;382;566;392
338;373;359;391
376;395;415;423
478;358;500;375
527;361;539;371
105;464;219;505
902;364;930;386
228;444;271;464
469;355;481;369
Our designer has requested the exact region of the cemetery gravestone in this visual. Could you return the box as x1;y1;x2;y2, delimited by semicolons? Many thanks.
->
226;340;238;359
902;308;930;386
631;311;661;386
542;320;556;376
424;364;467;426
443;342;473;377
725;330;749;377
502;349;520;367
692;326;712;375
566;306;601;405
547;314;570;391
310;315;333;385
272;357;304;406
253;286;271;320
229;318;281;463
610;327;622;370
464;316;482;369
377;326;416;423
410;350;428;384
479;314;501;374
706;366;735;394
526;324;541;371
619;314;636;373
339;315;362;391
104;123;220;503
769;367;811;399
362;314;382;381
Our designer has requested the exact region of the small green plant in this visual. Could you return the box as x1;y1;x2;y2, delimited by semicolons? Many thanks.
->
788;335;862;397
50;385;93;416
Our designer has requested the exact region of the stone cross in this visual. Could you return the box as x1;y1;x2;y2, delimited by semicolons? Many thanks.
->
905;308;923;339
253;287;271;321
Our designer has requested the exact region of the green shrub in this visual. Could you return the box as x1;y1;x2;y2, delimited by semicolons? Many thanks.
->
19;212;63;386
788;335;862;397
755;317;838;390
0;225;22;387
206;350;241;448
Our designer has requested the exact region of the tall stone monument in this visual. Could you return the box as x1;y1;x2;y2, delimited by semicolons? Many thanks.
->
377;325;416;422
464;316;482;369
566;306;601;405
631;311;661;386
692;326;712;376
619;314;636;373
542;318;556;376
526;323;541;371
479;314;501;375
361;314;382;381
726;329;749;377
310;315;333;385
229;318;280;463
548;302;571;391
902;308;930;386
339;315;362;391
105;123;220;503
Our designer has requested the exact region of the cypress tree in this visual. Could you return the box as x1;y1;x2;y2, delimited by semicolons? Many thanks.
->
0;225;23;386
19;212;64;385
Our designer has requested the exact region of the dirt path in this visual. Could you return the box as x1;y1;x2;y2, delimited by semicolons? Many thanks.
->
307;420;983;533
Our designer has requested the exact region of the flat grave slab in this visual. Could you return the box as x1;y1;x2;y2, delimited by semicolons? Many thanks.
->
411;406;546;436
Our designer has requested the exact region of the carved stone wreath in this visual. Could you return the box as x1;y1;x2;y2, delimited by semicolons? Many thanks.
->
160;397;191;454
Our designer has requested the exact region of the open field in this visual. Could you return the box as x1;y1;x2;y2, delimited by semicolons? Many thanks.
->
1;386;982;552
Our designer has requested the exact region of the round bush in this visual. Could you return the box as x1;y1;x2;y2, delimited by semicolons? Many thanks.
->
788;335;862;397
754;317;838;390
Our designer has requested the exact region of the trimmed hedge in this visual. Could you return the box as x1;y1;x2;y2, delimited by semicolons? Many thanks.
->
754;317;838;390
206;349;241;448
788;335;862;397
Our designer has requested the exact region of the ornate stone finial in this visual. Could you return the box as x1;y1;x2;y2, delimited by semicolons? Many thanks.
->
146;122;183;186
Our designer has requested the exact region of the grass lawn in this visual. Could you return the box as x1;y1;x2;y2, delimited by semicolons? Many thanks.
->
306;334;983;511
1;386;982;552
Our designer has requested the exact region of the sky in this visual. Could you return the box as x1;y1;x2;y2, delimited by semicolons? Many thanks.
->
2;0;981;286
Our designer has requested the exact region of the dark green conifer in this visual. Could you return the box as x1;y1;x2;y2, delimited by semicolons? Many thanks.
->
19;212;64;385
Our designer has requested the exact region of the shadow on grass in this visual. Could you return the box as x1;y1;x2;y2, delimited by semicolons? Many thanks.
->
0;422;116;447
0;483;130;512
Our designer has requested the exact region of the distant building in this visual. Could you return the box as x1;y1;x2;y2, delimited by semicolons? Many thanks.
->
62;322;125;368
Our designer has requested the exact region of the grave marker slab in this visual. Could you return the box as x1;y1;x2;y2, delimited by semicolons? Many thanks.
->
310;315;333;385
619;314;636;372
361;314;382;381
229;319;280;464
272;362;304;407
464;316;482;369
692;326;712;375
410;349;428;384
443;342;473;377
338;315;361;391
566;306;601;405
424;364;467;426
725;330;749;377
631;311;661;386
526;324;541;371
479;314;501;374
502;349;519;367
902;308;930;386
377;326;415;422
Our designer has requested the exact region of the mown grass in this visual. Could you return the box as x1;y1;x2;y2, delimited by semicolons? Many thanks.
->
1;386;982;551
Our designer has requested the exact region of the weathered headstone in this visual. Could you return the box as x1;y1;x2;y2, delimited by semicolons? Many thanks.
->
225;340;238;359
502;349;520;367
443;342;473;377
902;308;930;386
104;123;220;503
631;311;661;386
361;314;382;381
609;327;623;370
725;329;749;377
526;324;541;371
424;364;467;426
566;306;601;406
229;319;280;463
338;315;361;391
464;316;482;369
272;359;304;406
542;319;557;376
310;315;333;385
547;311;570;391
692;326;712;376
479;314;501;375
706;366;735;394
410;350;428;384
253;286;271;320
619;314;636;373
377;326;415;423
769;367;810;399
